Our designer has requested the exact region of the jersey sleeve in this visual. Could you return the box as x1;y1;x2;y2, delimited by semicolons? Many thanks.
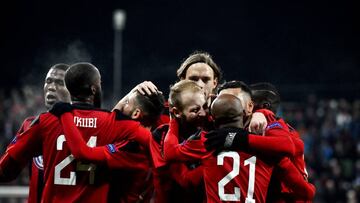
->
163;119;208;162
1;115;43;182
276;157;316;200
246;121;304;157
169;163;203;188
60;112;149;170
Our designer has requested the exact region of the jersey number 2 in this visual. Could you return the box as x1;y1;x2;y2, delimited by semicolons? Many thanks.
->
54;135;97;185
217;152;256;202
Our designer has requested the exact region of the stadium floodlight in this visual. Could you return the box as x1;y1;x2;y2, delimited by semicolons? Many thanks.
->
113;10;126;31
113;9;126;101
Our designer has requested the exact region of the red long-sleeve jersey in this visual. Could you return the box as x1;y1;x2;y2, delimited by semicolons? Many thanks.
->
0;104;151;203
162;117;314;202
149;124;205;203
163;118;304;162
256;108;314;202
9;116;43;203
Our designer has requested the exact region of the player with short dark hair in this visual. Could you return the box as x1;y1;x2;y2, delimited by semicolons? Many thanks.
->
250;82;313;202
0;62;151;203
202;93;315;202
7;63;71;203
205;82;315;202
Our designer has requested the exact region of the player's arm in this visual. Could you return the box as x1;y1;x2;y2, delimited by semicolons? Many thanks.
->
0;153;25;182
163;119;207;162
60;112;107;163
205;127;300;157
113;81;160;111
60;112;150;170
248;111;268;135
0;117;42;182
169;163;203;188
277;157;316;200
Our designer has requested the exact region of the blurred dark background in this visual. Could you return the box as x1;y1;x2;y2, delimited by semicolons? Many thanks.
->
1;0;359;102
0;1;359;202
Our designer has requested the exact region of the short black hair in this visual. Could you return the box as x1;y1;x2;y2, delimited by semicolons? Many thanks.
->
249;82;280;113
217;80;252;97
65;62;100;98
134;92;165;129
51;63;69;71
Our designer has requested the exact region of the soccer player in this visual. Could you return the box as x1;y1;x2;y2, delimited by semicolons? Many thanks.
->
205;82;315;202
7;63;70;203
202;93;315;203
177;51;268;134
57;80;203;203
250;82;313;202
164;81;304;162
0;62;151;202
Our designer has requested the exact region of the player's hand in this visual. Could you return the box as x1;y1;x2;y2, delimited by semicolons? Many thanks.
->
204;127;249;155
49;102;73;118
134;81;162;95
249;112;267;135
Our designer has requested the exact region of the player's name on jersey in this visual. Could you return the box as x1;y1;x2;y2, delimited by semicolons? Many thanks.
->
73;116;97;128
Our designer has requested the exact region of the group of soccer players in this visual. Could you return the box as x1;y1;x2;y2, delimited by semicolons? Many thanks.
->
0;51;315;202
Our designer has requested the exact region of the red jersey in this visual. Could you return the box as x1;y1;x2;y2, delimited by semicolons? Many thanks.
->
149;124;204;203
2;104;151;203
11;116;43;203
256;109;314;202
163;118;314;202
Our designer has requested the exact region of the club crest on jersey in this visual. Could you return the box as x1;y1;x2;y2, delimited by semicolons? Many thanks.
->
266;122;283;130
33;156;44;170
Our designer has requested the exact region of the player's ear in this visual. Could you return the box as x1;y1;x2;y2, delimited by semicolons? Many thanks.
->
90;85;97;96
248;100;254;113
171;107;181;119
131;108;142;120
213;77;218;88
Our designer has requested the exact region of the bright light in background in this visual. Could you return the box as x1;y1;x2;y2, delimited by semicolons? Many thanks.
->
113;10;126;31
113;9;126;102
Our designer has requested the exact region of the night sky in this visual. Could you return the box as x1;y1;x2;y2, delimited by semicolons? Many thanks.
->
2;0;359;101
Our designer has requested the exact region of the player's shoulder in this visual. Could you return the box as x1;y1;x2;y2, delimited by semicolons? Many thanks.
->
152;124;169;145
266;118;287;131
112;109;134;121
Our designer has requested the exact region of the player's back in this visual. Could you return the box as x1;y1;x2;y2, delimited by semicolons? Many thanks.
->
203;150;274;203
8;104;145;203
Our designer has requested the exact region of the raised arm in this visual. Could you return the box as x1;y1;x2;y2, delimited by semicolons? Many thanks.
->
163;119;207;162
60;112;149;171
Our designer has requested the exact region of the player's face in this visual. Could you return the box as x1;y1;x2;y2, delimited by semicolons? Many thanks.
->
219;88;253;116
43;68;70;110
178;90;208;127
184;63;218;99
119;92;138;118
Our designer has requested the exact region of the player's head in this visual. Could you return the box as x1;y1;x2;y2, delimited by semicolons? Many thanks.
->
65;62;102;108
177;51;222;99
169;80;208;129
44;63;71;110
217;80;253;116
250;82;280;113
211;94;245;129
119;91;165;129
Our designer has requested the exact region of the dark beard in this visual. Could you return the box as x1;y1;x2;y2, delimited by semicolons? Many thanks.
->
94;89;102;108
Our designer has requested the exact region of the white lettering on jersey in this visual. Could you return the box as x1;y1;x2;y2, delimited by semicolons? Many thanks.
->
73;116;97;128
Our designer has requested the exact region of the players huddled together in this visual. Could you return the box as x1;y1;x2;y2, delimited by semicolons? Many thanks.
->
0;51;315;202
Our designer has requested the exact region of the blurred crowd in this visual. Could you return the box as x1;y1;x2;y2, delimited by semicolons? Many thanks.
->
0;86;359;203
